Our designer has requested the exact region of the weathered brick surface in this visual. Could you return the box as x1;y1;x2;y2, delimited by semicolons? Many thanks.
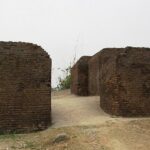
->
0;42;51;133
99;47;150;117
71;56;91;96
88;52;100;95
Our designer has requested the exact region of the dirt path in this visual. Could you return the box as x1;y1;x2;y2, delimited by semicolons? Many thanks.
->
51;90;150;128
50;90;150;150
52;90;112;127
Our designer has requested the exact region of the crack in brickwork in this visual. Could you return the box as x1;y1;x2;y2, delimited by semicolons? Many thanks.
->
88;52;101;96
71;56;91;96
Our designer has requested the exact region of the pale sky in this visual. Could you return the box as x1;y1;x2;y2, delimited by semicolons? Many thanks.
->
0;0;150;87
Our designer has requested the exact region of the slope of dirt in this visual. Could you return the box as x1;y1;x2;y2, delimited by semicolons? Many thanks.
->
0;119;149;150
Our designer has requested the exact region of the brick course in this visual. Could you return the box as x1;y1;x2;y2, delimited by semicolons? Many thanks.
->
0;42;51;133
99;47;150;117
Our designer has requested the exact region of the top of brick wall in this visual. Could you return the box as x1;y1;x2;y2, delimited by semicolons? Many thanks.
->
0;41;50;58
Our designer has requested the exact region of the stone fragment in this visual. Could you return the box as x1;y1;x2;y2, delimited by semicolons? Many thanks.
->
53;133;70;143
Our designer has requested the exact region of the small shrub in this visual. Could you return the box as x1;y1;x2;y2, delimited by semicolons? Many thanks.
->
57;66;71;90
56;56;76;90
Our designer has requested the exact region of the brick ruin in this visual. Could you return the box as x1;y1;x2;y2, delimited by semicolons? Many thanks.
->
0;42;51;133
88;52;100;95
71;56;91;96
71;47;150;117
99;47;150;117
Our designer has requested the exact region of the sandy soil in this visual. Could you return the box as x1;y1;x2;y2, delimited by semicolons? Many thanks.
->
52;90;149;127
0;90;149;150
52;90;111;127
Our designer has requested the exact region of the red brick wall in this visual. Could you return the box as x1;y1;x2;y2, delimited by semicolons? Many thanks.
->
88;52;100;95
99;47;150;117
0;42;51;133
71;56;91;96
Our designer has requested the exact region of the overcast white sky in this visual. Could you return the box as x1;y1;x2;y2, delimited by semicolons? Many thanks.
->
0;0;150;87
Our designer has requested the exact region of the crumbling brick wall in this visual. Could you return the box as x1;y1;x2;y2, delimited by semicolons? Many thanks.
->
71;56;91;96
99;47;150;117
0;42;51;133
88;52;101;95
